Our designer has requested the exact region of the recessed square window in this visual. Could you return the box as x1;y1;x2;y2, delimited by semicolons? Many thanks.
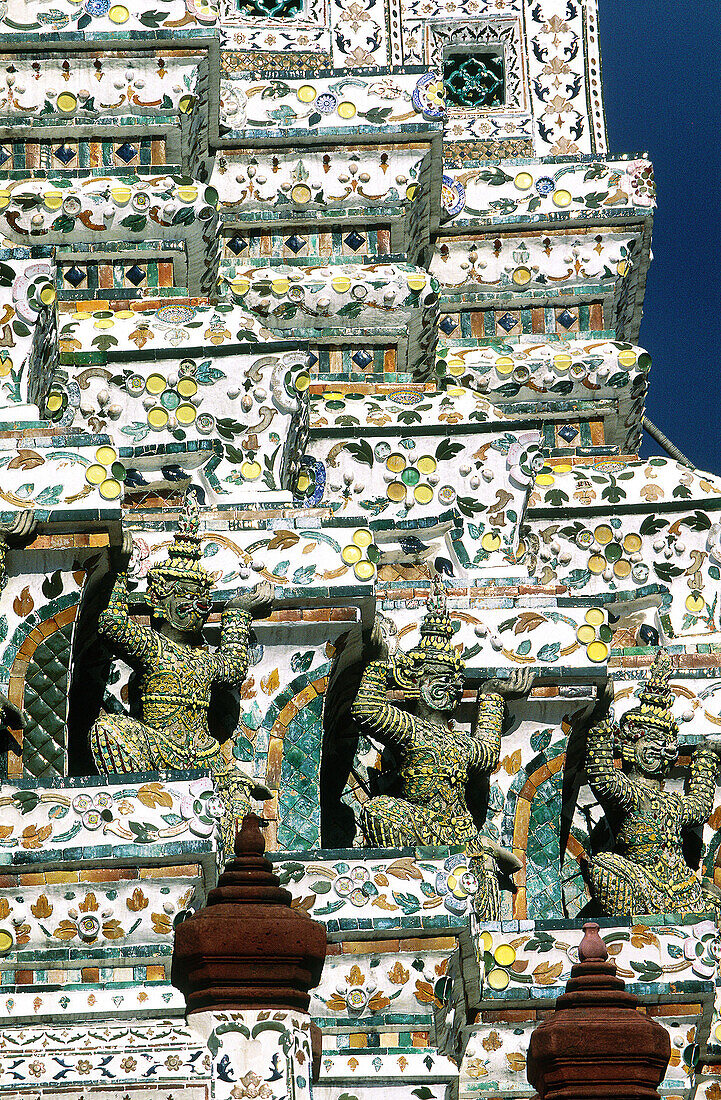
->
443;48;505;109
236;0;301;16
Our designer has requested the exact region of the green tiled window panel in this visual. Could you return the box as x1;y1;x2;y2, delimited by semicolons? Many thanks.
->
525;769;564;920
277;692;324;850
235;0;302;17
443;50;505;109
22;624;72;779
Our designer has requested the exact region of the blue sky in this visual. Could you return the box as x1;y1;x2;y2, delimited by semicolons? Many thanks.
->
598;2;721;473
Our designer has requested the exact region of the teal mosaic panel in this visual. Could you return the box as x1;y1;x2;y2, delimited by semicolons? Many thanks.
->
525;769;563;919
236;0;301;15
278;690;324;849
438;301;604;340
3;139;157;171
221;226;391;261
255;663;331;850
312;346;389;375
58;260;167;293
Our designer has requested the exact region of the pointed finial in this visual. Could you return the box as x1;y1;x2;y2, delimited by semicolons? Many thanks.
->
411;576;465;673
578;921;609;962
234;812;267;858
146;492;213;598
621;646;678;739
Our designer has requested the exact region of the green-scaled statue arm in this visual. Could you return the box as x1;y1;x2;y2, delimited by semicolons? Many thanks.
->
469;692;504;773
586;717;637;811
98;571;160;665
681;745;719;826
351;659;415;751
214;606;253;687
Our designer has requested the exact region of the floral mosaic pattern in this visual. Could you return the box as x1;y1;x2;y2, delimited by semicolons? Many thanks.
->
0;1;718;1100
277;851;480;925
0;1020;210;1089
442;155;655;222
314;952;450;1018
0;877;196;953
0;777;222;854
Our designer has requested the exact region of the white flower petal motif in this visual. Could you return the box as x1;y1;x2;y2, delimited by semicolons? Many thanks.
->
706;524;721;565
683;920;719;979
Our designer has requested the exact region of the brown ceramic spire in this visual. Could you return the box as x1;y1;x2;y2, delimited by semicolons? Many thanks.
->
527;922;671;1100
171;813;327;1015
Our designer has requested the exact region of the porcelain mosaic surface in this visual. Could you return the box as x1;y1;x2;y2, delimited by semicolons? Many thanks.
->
0;1;715;1099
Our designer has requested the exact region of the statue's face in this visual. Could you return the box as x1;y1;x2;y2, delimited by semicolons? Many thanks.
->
151;579;212;635
631;724;678;778
419;663;464;714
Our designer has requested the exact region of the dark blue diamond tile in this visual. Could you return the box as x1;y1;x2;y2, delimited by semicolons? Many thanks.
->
352;350;373;368
344;230;365;252
115;142;138;164
285;234;306;254
498;311;518;332
557;308;576;330
63;266;86;288
125;265;146;286
439;315;458;335
0;147;10;167
226;236;247;255
54;144;76;165
558;424;579;442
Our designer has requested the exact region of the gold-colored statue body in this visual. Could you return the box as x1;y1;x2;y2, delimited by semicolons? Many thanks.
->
585;650;721;916
349;580;530;917
90;500;273;848
353;659;505;849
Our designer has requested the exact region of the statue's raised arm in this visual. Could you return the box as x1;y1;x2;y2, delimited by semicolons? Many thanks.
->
469;668;536;775
350;621;417;752
583;679;637;813
97;528;159;666
216;580;275;688
0;509;37;592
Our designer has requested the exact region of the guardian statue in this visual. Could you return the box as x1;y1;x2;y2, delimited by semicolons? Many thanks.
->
584;650;721;915
91;498;273;848
348;578;532;917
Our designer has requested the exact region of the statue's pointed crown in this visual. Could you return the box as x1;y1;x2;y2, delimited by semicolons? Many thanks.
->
622;648;678;737
147;495;213;595
411;575;465;673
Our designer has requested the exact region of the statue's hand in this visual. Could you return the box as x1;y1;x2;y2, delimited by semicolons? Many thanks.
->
228;580;275;620
576;678;615;728
1;694;25;731
480;667;535;700
366;620;389;663
701;733;721;758
109;528;133;573
0;510;37;547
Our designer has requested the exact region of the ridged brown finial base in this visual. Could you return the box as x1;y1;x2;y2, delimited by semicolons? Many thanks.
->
171;813;327;1016
526;923;671;1100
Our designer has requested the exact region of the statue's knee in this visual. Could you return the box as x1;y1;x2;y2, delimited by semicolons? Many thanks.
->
361;796;417;846
360;798;382;830
362;795;402;826
591;851;613;873
91;712;119;743
589;851;639;915
592;851;632;881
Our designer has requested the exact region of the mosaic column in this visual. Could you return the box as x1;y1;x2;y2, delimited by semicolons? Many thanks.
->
527;922;671;1100
172;813;327;1100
